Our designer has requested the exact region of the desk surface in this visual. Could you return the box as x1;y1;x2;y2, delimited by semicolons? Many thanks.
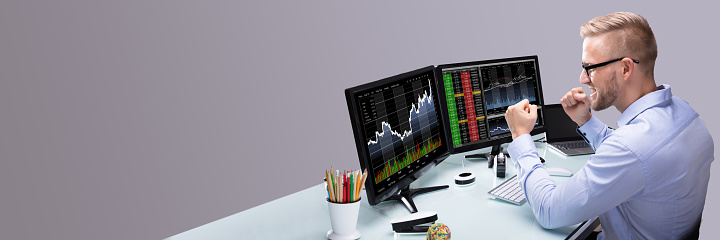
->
168;136;593;239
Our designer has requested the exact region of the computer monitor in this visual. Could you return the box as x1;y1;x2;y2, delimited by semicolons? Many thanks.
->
345;66;450;213
435;56;546;169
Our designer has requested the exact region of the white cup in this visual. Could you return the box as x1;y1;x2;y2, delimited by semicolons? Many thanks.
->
326;198;361;239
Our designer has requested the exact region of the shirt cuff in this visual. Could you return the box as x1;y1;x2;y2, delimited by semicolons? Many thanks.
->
577;116;604;147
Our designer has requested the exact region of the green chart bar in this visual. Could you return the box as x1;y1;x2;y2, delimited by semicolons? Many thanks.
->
443;74;461;146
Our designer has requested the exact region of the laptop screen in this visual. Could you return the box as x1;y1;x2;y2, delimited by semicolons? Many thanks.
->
543;104;584;142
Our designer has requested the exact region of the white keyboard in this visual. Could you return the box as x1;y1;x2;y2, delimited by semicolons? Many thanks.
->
488;175;526;205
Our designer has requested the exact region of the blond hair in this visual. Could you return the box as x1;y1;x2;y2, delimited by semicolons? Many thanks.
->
580;12;657;77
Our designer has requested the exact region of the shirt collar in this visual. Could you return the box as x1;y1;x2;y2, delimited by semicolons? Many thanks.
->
616;84;672;127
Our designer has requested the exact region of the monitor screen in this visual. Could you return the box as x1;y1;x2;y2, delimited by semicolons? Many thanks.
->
436;56;546;153
345;66;449;207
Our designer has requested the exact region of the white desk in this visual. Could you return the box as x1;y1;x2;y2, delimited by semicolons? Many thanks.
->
168;136;595;239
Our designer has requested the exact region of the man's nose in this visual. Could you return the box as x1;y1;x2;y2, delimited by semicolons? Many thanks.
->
579;69;591;85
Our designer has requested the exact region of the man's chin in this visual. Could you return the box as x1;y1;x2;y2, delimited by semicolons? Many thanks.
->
591;101;612;111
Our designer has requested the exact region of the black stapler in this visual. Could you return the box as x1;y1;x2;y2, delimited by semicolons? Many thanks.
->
390;211;438;233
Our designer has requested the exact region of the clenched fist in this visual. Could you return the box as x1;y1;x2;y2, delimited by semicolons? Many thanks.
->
559;87;592;127
505;99;538;140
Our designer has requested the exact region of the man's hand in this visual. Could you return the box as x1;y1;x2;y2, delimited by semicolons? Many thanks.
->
505;99;538;140
560;87;592;127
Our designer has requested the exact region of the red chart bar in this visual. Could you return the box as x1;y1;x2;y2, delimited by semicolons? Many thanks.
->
461;72;479;141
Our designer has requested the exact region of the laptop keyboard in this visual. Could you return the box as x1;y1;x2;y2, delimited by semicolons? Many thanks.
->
553;141;590;150
488;175;525;205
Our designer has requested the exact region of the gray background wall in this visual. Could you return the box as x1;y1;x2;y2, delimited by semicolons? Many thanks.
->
1;1;717;239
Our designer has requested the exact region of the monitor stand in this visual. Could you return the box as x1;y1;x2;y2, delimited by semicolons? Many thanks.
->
465;145;504;168
388;185;448;213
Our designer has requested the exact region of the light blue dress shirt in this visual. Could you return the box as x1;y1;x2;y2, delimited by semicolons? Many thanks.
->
508;85;714;239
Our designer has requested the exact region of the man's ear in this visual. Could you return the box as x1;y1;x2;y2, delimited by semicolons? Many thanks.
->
622;58;634;81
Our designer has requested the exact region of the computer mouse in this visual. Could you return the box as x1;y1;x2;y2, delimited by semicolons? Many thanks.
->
545;166;573;177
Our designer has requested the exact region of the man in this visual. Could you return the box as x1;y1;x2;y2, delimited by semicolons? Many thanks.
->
504;12;713;239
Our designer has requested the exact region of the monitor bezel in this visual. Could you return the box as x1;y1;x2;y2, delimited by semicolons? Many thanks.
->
345;65;450;206
434;55;547;154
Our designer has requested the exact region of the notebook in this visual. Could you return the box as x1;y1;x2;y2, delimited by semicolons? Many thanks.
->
543;104;595;156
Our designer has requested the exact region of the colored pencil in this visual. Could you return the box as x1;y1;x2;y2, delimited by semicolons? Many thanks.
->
355;170;362;200
355;172;360;200
336;170;341;202
359;169;368;199
327;171;335;202
344;172;348;202
330;167;335;202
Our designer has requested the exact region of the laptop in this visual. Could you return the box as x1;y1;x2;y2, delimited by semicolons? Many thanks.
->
543;104;595;155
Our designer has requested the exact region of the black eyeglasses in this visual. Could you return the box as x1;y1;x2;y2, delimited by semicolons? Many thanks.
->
582;57;639;78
